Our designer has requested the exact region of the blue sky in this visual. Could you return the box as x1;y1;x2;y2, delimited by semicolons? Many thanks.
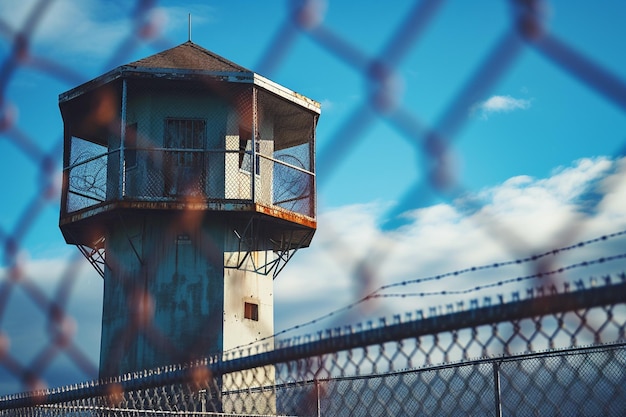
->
0;0;625;395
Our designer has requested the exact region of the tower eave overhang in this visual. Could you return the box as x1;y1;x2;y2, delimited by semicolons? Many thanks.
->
58;66;321;114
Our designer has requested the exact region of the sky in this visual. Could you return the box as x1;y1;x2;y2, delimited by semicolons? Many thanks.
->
0;0;626;396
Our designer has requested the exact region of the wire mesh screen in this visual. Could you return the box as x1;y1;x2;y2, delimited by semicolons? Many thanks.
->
66;136;108;212
1;0;626;415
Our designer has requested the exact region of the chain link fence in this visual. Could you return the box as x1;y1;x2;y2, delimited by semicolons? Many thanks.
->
1;0;626;415
1;274;625;415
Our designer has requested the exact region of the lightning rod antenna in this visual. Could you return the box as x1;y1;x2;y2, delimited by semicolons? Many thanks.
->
188;13;192;42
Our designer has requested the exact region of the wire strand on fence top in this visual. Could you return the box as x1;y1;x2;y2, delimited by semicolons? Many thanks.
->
377;229;626;292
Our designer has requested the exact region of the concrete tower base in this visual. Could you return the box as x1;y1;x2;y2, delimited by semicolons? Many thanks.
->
99;210;275;379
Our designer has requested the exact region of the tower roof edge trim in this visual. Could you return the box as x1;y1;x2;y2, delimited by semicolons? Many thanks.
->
253;73;321;114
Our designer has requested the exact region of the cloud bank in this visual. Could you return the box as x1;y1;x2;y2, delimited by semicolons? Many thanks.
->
275;156;626;334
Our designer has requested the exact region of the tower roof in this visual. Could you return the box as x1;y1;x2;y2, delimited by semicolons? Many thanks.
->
127;41;251;73
59;41;320;114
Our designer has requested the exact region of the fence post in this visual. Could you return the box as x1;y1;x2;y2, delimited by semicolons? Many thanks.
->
315;379;321;417
492;361;502;417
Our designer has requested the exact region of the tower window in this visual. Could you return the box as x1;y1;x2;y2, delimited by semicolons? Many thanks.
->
244;302;259;321
239;126;260;176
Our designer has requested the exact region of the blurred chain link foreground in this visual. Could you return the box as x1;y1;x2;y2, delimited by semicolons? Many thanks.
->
1;0;626;415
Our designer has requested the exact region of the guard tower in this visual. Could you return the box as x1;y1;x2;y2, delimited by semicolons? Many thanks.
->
58;42;319;381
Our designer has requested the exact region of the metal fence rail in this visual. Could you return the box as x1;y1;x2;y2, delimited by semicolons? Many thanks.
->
2;273;625;415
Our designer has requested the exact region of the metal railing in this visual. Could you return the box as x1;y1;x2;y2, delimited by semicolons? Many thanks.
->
64;146;315;218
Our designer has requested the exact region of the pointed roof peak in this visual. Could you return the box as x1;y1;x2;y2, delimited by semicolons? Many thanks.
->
127;41;251;73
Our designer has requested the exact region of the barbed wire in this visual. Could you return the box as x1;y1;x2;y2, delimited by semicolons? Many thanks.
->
378;229;626;292
375;254;626;299
226;229;626;352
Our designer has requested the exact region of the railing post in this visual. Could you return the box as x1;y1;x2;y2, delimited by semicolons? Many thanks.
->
251;87;257;203
119;78;127;199
492;361;502;417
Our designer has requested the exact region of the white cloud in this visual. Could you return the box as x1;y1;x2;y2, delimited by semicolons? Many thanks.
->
0;1;215;64
159;4;216;36
320;98;334;111
472;95;532;119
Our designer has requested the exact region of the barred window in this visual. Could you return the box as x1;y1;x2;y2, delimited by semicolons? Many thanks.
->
164;118;206;196
165;119;206;166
